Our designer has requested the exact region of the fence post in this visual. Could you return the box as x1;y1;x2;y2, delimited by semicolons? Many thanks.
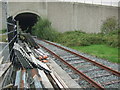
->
7;16;17;62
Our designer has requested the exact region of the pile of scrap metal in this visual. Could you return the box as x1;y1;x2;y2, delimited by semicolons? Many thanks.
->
0;33;66;89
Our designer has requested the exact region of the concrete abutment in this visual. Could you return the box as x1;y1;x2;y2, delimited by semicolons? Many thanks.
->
0;1;118;33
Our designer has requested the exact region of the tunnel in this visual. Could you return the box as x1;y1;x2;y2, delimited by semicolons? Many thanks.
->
14;12;39;33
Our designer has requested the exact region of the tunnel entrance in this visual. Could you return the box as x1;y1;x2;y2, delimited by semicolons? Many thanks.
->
14;12;39;33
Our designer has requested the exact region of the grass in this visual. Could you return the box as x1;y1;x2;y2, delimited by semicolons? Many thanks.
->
0;29;7;42
0;29;7;34
70;44;119;63
0;35;7;42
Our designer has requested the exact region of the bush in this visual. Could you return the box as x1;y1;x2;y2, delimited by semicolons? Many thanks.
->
101;17;118;34
56;30;119;48
56;31;105;47
100;17;119;47
103;33;119;48
31;17;119;48
32;18;59;41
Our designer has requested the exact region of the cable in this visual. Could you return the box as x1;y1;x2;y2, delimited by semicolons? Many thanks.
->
0;30;17;36
4;48;14;63
0;35;17;55
7;22;16;26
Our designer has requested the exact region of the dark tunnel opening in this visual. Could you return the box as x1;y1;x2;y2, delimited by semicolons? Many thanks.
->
14;12;39;33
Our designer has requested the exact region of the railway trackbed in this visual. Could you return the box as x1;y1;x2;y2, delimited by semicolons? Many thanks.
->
35;39;120;89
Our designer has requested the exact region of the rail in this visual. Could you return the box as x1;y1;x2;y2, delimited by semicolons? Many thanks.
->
42;40;120;77
38;43;105;89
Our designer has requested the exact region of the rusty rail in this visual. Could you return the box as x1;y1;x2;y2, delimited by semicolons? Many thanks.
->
42;40;120;77
38;43;105;89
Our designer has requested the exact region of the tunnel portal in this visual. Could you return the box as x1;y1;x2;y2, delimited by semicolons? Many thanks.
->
14;12;39;33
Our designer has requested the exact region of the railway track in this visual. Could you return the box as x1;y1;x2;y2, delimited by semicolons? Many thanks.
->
35;39;120;89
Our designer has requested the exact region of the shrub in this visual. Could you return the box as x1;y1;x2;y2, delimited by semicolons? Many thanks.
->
32;18;59;41
56;31;105;47
56;30;119;48
103;34;119;48
101;17;118;34
100;17;119;47
31;17;119;48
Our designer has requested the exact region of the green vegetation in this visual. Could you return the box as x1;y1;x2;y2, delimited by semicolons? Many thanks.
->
70;45;119;63
101;17;118;34
55;30;119;63
56;31;104;46
56;30;119;48
103;31;119;48
0;29;7;42
0;35;7;42
31;17;119;63
32;18;59;41
0;29;7;34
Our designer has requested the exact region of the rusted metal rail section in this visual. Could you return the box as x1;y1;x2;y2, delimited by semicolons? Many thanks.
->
38;43;105;89
42;40;120;77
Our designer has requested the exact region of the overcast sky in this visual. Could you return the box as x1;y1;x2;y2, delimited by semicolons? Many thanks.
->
1;0;120;6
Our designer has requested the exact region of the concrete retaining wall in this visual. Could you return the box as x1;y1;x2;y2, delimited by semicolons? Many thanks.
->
47;2;118;33
0;2;118;33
